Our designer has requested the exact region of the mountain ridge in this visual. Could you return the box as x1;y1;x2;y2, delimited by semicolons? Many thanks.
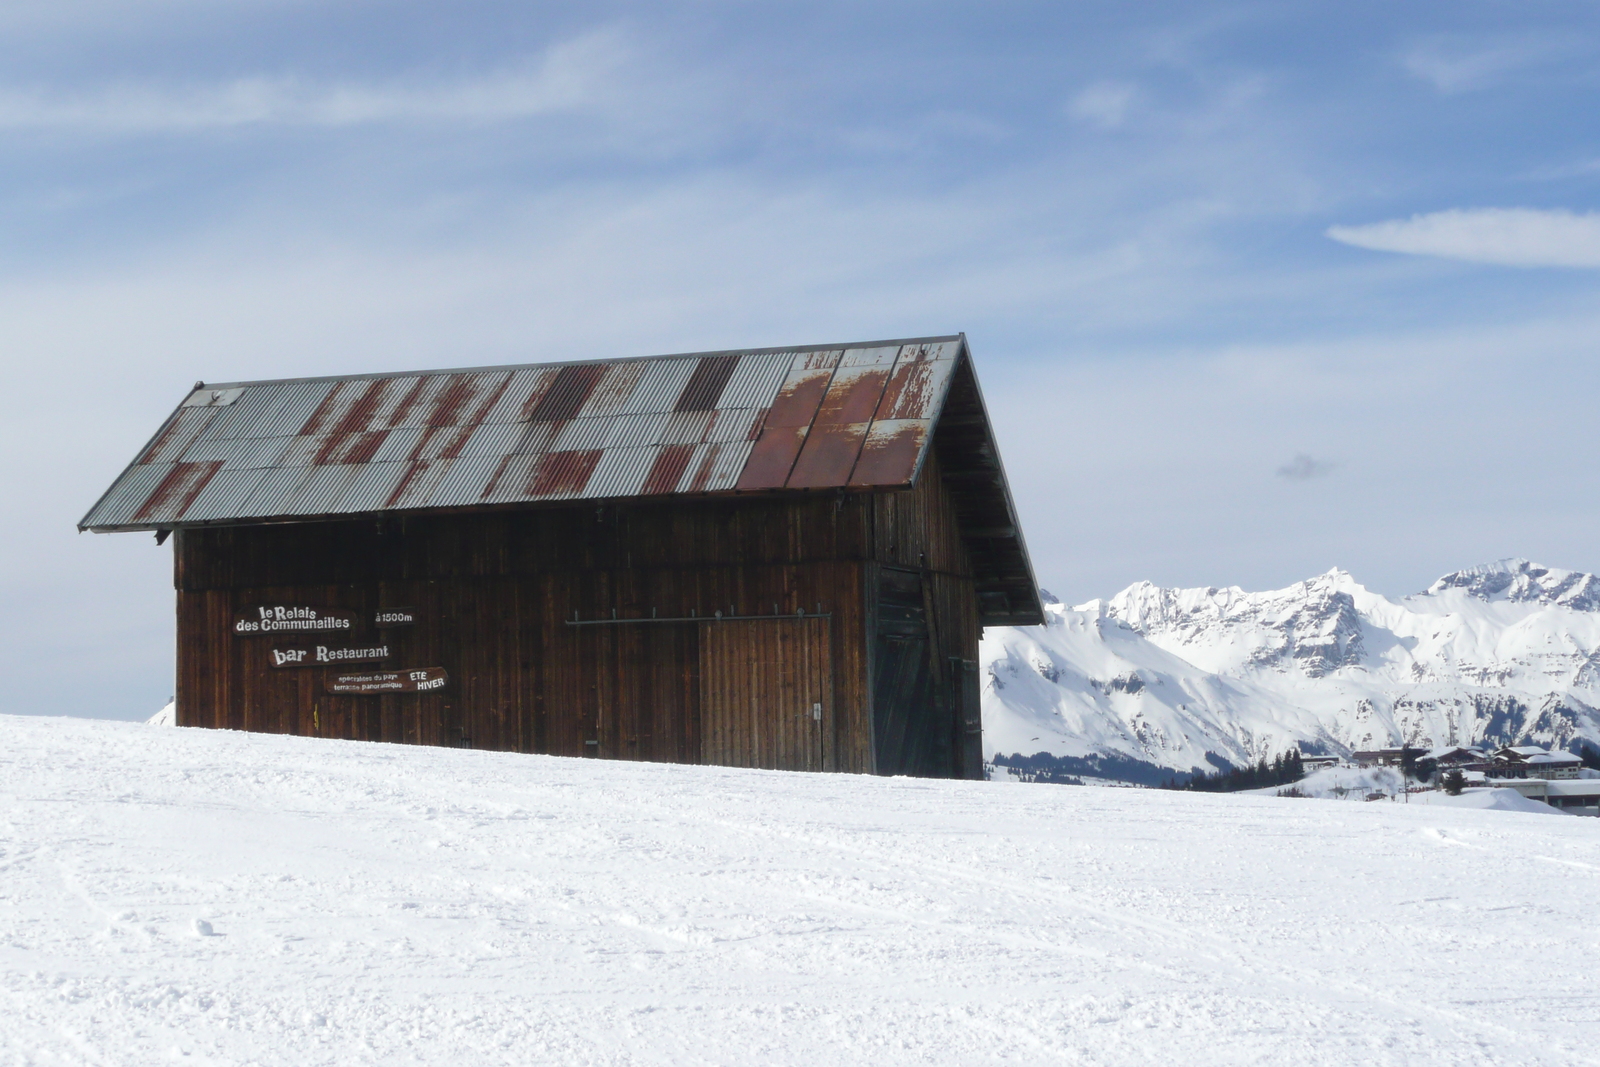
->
980;558;1600;783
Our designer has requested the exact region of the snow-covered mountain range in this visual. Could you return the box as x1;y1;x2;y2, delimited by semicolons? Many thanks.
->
980;559;1600;783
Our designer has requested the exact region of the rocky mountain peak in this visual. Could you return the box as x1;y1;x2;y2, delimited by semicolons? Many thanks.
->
982;559;1600;784
1423;559;1600;611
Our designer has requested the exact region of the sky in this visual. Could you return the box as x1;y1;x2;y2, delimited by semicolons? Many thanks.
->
5;0;1600;719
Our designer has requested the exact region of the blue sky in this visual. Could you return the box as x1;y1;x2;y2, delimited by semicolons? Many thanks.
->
6;0;1600;718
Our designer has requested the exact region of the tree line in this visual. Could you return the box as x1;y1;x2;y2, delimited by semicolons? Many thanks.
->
1164;750;1305;792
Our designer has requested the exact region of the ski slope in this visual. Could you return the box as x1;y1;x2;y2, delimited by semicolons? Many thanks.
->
2;714;1597;1066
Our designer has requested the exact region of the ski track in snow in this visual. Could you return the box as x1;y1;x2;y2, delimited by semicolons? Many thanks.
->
1;714;1597;1066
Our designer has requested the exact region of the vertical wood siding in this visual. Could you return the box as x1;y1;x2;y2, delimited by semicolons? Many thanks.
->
172;453;981;778
700;617;831;771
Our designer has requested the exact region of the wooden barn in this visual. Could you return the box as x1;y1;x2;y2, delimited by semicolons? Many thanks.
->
81;335;1042;778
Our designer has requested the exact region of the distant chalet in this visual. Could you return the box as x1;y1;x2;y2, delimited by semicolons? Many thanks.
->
81;335;1042;778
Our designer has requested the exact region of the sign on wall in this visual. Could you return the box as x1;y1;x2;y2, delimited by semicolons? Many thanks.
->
373;608;417;628
325;667;448;695
234;606;359;636
269;644;392;669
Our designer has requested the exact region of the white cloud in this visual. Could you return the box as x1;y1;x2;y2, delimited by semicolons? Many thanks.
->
1400;36;1569;94
1067;81;1136;129
1326;208;1600;268
0;29;628;132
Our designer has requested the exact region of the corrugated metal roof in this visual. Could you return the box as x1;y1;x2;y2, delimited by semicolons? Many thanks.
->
81;336;974;530
80;333;1044;625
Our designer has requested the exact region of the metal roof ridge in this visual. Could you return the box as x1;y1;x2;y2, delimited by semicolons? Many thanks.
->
191;334;968;392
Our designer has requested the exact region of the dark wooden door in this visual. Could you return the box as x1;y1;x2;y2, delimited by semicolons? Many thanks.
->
872;567;951;777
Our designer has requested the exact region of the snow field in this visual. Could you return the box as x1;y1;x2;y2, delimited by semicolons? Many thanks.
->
1;713;1598;1066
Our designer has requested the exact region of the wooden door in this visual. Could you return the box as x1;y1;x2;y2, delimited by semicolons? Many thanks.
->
871;567;950;777
699;617;831;771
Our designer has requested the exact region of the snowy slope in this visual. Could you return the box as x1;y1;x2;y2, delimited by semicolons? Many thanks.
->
3;714;1599;1066
982;559;1600;780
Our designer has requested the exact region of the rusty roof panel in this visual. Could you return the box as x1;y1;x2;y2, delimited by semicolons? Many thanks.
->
813;349;897;425
680;440;753;493
735;424;809;491
81;335;987;531
435;372;512;428
874;351;957;421
838;344;901;369
785;421;871;489
641;444;695;494
716;352;792;410
341;377;421;434
478;455;537;504
847;419;926;488
140;408;219;465
480;366;558;425
576;362;647;419
82;463;175;527
377;376;448;430
385;458;458;510
526;449;602;499
896;339;960;363
406;425;469;463
132;461;224;524
300;378;372;437
763;350;841;428
783;348;897;488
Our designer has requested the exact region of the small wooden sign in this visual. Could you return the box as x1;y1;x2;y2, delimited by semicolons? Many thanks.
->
268;643;392;669
325;667;448;695
234;606;359;637
373;607;417;628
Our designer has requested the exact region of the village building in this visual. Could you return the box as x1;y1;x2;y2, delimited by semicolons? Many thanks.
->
1417;746;1492;776
80;335;1042;778
1351;747;1414;768
1491;746;1583;780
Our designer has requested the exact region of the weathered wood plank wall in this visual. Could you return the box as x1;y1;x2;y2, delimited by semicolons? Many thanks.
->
173;455;983;778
